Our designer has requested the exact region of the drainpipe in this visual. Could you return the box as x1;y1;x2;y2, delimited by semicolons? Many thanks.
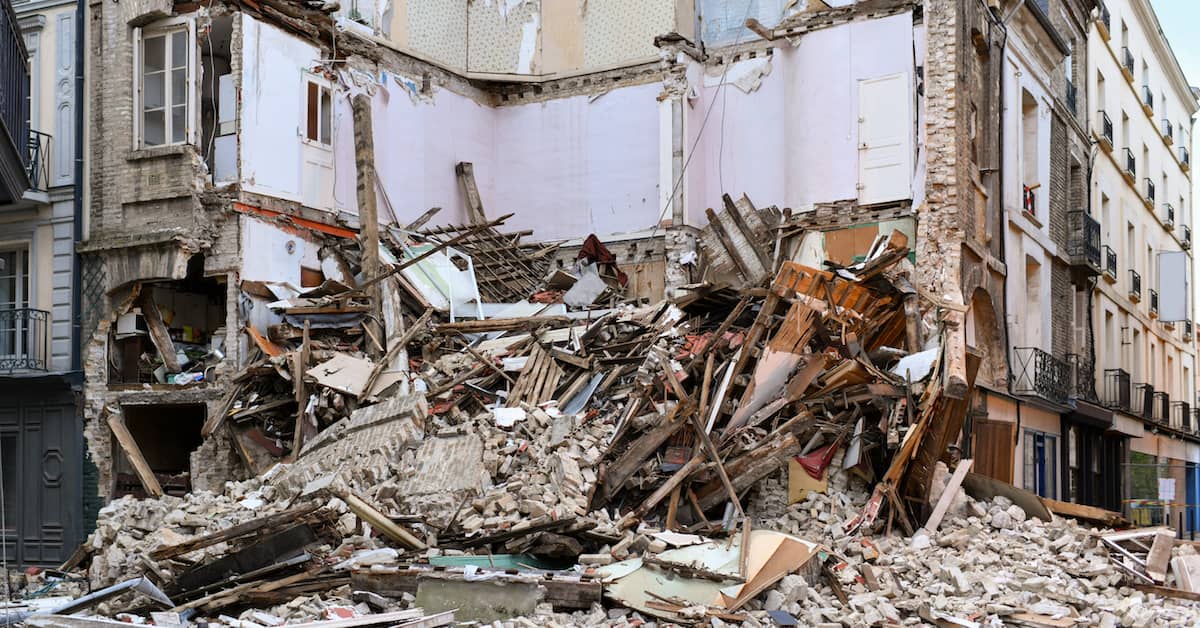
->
69;0;83;374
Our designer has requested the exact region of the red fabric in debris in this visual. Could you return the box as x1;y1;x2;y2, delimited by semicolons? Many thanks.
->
577;234;629;286
796;442;839;479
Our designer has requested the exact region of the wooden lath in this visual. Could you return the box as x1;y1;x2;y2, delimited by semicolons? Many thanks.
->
415;222;556;303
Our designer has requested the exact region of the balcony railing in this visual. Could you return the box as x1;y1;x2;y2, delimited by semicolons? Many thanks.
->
1124;148;1136;178
1163;203;1174;228
1104;368;1132;412
1122;47;1135;78
0;308;48;372
1067;210;1101;272
1163;119;1174;143
1066;80;1078;115
1099;111;1114;148
1104;245;1118;279
1145;178;1155;204
1023;184;1037;214
1153;391;1170;424
1185;319;1195;341
27;130;49;192
0;0;30;177
1013;347;1070;404
1098;2;1111;37
1132;383;1154;419
1184;225;1192;250
1141;85;1154;112
1182;146;1191;170
1130;269;1142;300
1067;353;1098;402
1149;289;1159;316
1174;401;1191;431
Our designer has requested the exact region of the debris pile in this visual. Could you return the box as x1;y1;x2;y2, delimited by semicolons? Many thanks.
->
36;196;1200;626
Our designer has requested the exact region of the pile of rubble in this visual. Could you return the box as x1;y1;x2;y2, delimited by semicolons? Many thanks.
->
23;195;1200;626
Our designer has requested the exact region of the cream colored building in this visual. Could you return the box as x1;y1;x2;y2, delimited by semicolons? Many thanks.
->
1087;0;1198;527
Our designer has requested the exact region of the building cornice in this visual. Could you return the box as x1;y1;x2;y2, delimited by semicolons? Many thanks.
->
11;0;76;18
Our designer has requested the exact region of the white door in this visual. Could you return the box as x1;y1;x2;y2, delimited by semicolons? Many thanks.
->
857;73;912;205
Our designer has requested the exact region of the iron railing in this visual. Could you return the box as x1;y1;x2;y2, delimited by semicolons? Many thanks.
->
1132;383;1154;420
1104;368;1131;412
1174;401;1191;431
1153;391;1170;424
1098;2;1110;35
1013;347;1070;404
0;308;48;372
1130;269;1141;300
0;0;29;175
1185;319;1195;341
1124;148;1136;178
1182;146;1191;169
1122;47;1135;77
1104;245;1118;278
1141;85;1154;112
1066;80;1078;114
1066;353;1098;402
1023;184;1037;214
1150;289;1159;316
1163;119;1174;142
27;130;48;192
1100;111;1113;146
1067;210;1102;270
1183;225;1192;250
1164;203;1174;227
1145;178;1155;204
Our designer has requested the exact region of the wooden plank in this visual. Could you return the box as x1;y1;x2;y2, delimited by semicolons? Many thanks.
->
292;320;311;455
352;93;385;360
434;316;572;335
1146;531;1175;583
456;162;487;224
1041;498;1130;527
705;207;756;280
138;290;181;372
1132;583;1200;602
342;492;426;551
601;405;689;500
921;458;972;533
722;193;770;270
106;409;163;497
1172;555;1200;592
151;504;323;560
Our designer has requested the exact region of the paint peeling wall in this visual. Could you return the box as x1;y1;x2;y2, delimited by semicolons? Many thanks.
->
685;12;917;220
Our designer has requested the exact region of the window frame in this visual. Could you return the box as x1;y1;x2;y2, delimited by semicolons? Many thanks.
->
301;74;334;149
133;19;197;149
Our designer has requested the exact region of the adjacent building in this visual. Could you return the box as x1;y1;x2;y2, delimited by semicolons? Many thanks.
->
0;0;83;566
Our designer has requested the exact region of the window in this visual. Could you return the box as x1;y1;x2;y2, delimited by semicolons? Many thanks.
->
1023;429;1057;499
137;26;191;147
0;247;30;361
305;79;332;146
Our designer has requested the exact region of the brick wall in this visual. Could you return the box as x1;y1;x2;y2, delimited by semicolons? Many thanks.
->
1049;114;1069;247
1051;260;1073;358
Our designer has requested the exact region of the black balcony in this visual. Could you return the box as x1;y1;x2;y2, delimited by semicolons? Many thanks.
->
1132;383;1154;419
1174;401;1191;431
1023;184;1037;214
1185;319;1195;341
1104;245;1118;278
1153;391;1170;424
1184;225;1192;250
1066;353;1098;402
1013;347;1070;404
1144;178;1155;205
1067;210;1102;274
1122;47;1135;77
1130;269;1141;300
1099;111;1114;147
1098;2;1111;37
1066;80;1078;115
1163;203;1174;227
0;308;48;372
1150;289;1159;316
1104;368;1131;412
1141;85;1154;112
0;0;31;205
1182;146;1191;170
27;130;49;192
1124;148;1136;178
1163;119;1174;143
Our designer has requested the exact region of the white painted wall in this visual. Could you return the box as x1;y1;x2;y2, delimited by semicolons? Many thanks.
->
685;11;916;217
239;215;322;286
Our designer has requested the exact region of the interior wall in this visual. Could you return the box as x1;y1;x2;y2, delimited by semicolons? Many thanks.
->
685;12;916;222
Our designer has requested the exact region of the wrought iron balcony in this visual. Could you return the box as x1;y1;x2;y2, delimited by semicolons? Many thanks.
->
1153;391;1170;424
1184;225;1192;250
1099;111;1113;149
1013;347;1070;404
1182;146;1191;171
1104;245;1118;279
1129;269;1141;301
1124;148;1136;179
1141;85;1154;112
1122;47;1135;79
1144;178;1155;205
1132;383;1154;419
1067;210;1102;274
1174;401;1191;431
0;308;48;372
1066;353;1098;403
1185;319;1195;342
0;0;31;205
1150;288;1159;316
1023;184;1037;214
1066;80;1077;115
1104;368;1131;412
1163;203;1174;228
1097;2;1111;39
1163;119;1174;143
27;130;49;192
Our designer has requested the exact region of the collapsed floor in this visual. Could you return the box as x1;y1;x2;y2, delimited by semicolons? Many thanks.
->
18;198;1200;627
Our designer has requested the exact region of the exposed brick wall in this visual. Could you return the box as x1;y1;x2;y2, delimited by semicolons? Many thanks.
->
1049;114;1069;247
1051;260;1072;358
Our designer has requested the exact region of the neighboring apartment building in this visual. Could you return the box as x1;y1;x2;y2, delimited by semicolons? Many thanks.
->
0;0;83;566
72;0;1006;558
1087;0;1198;529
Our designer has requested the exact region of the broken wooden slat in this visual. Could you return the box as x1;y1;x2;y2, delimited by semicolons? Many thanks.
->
921;458;972;533
342;492;427;551
106;409;163;497
138;290;181;372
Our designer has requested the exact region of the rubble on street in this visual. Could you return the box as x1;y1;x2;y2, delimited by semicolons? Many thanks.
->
17;196;1200;627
